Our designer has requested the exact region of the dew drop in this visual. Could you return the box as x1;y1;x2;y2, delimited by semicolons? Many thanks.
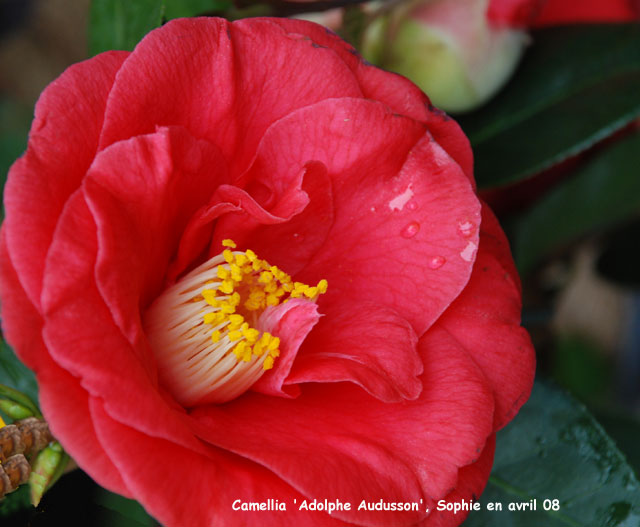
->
428;256;446;269
400;221;420;239
406;200;418;211
457;220;476;238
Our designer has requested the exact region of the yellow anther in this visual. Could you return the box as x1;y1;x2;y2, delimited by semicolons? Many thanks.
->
282;282;294;292
264;281;278;294
228;329;243;342
222;239;237;248
258;271;274;284
245;249;257;261
242;346;252;362
253;341;265;357
317;279;328;294
243;327;259;344
263;355;275;370
266;294;279;306
223;249;234;263
230;264;243;281
229;292;241;307
219;280;235;294
228;314;244;329
203;313;217;324
268;337;280;351
202;289;217;304
304;287;318;299
216;266;229;280
211;330;221;343
232;341;248;359
220;303;235;314
235;253;248;266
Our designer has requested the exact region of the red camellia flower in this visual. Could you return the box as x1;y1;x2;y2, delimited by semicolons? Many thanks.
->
0;17;534;526
489;0;640;27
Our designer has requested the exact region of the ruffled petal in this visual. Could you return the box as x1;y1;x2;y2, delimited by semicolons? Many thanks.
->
266;17;475;183
90;400;345;527
435;205;535;428
3;51;128;308
252;298;321;398
421;435;496;527
0;230;46;370
84;126;227;350
41;190;206;455
99;17;363;177
211;97;480;335
191;327;494;526
286;302;422;402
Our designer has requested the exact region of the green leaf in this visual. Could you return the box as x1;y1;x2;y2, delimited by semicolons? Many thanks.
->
93;489;157;526
89;0;165;55
457;24;640;188
163;0;231;19
0;337;38;409
0;99;31;219
0;485;31;518
465;381;640;527
513;132;640;274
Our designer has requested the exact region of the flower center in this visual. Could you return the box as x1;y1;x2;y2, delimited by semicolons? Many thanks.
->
144;240;327;406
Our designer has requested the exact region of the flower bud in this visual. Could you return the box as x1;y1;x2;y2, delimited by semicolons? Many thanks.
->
29;441;63;506
363;0;529;113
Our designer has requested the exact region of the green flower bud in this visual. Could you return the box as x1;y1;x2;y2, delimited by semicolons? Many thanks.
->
363;0;528;113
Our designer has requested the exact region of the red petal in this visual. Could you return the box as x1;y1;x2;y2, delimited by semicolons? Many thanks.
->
90;400;345;527
38;358;130;497
436;205;535;428
191;327;494;526
84;126;227;348
487;0;543;27
266;17;475;183
252;299;321;398
3;51;127;309
213;97;480;335
532;0;638;25
422;436;496;527
41;191;207;455
99;18;362;177
0;230;46;370
287;302;422;402
208;161;332;277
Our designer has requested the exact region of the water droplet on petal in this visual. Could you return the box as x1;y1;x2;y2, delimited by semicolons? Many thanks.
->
400;221;420;239
457;220;476;238
460;241;477;262
293;233;305;242
406;200;418;211
428;256;446;269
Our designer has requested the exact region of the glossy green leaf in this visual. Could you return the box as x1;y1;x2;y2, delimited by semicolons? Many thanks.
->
164;0;231;19
0;337;38;409
89;0;165;55
513;132;640;274
465;381;640;527
458;24;640;188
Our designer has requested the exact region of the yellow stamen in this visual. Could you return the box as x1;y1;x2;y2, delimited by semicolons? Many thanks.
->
144;239;327;406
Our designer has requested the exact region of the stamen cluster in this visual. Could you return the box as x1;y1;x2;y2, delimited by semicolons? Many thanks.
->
144;239;327;405
201;240;327;370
